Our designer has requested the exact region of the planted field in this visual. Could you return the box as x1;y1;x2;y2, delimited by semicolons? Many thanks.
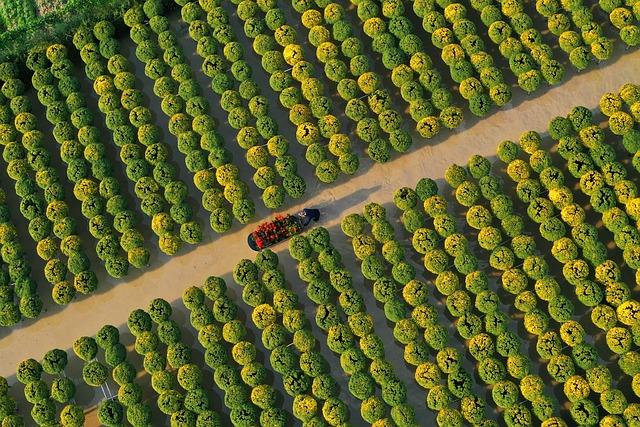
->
2;85;640;425
0;0;636;327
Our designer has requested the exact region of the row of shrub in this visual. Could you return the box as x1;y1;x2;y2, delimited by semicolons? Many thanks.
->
123;1;260;231
411;0;510;115
183;278;286;426
88;323;154;427
445;154;629;424
16;348;85;426
387;168;640;425
128;301;223;426
74;22;201;256
288;227;417;425
464;0;565;88
536;0;612;69
341;203;494;425
599;0;640;47
228;0;360;181
0;375;22;426
351;0;464;136
499;119;640;364
177;0;307;209
291;0;411;162
231;252;350;425
29;44;150;278
0;62;97;307
0;186;41;326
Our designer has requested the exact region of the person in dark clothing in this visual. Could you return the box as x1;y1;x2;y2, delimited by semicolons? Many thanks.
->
296;208;320;227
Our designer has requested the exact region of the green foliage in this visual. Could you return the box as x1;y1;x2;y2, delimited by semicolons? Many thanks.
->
1;1;135;61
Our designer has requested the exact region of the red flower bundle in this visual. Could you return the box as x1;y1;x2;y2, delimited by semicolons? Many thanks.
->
252;214;302;249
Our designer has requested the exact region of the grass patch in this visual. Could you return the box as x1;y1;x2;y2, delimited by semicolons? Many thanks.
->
0;0;37;31
0;0;134;61
33;0;67;16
